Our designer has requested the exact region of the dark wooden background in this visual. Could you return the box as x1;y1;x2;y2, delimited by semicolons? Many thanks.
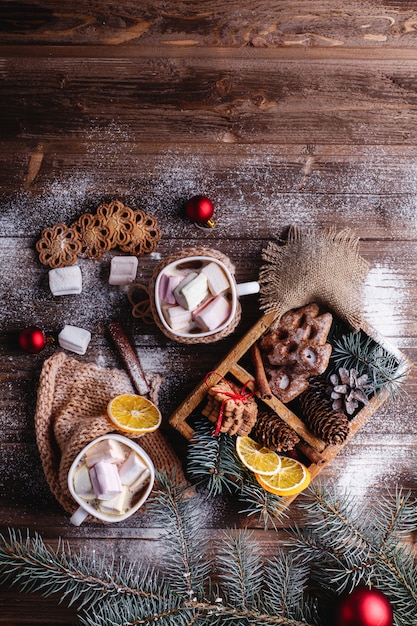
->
1;2;417;623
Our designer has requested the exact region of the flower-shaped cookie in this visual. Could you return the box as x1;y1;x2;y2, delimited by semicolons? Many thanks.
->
119;209;162;256
36;223;81;268
72;213;112;260
96;200;136;248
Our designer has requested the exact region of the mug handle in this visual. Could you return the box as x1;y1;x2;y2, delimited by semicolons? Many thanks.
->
236;281;260;297
70;505;89;526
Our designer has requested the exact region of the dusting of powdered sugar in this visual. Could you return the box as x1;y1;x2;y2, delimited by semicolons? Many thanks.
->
363;263;407;343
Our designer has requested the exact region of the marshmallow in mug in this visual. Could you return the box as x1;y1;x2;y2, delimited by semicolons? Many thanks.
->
69;435;153;525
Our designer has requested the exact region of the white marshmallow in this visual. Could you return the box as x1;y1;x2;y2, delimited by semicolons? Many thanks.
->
90;462;122;500
130;467;151;495
49;265;82;296
201;262;230;296
165;305;192;331
174;272;208;310
119;451;147;486
99;485;130;514
85;439;126;468
58;324;91;355
109;256;138;285
73;463;95;500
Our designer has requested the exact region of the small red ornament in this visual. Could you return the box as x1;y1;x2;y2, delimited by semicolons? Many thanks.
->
18;326;47;354
184;195;215;228
336;586;393;626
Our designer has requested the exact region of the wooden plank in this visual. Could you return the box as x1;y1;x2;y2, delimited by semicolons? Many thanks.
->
3;51;417;145
2;3;417;48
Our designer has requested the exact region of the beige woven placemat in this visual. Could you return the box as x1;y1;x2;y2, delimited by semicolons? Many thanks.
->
148;246;242;343
35;351;185;517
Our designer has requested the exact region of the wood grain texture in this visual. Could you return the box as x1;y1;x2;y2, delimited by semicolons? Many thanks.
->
1;1;417;622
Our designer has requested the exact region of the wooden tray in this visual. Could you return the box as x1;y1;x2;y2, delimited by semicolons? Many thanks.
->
169;309;411;507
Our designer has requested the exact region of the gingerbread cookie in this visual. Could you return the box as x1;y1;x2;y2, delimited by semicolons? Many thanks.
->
259;304;333;403
202;380;258;437
72;212;112;260
119;209;162;257
36;223;81;268
96;200;136;248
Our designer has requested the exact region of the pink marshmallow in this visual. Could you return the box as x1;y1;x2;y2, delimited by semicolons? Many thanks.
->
159;273;184;305
193;295;232;332
90;462;122;500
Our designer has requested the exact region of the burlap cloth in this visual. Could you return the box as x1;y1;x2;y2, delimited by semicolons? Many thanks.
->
148;246;242;343
259;226;369;331
35;351;185;518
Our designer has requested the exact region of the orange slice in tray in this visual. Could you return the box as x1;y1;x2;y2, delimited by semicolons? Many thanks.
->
236;436;281;476
255;457;311;497
107;394;161;435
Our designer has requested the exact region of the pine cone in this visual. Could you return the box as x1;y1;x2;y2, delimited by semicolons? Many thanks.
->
299;377;349;445
329;367;370;415
252;411;300;452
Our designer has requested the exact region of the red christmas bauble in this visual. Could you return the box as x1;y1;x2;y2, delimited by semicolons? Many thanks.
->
18;326;47;354
184;195;215;226
336;586;393;626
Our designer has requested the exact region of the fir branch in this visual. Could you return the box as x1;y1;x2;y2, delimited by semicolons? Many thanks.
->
216;529;263;611
186;418;244;496
239;476;288;530
0;528;159;608
290;483;417;624
147;471;211;599
329;331;409;398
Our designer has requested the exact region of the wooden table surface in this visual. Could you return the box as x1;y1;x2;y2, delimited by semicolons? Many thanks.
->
1;2;417;623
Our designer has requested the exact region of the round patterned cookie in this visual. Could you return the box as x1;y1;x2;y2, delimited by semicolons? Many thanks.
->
119;209;162;257
36;223;81;268
96;200;136;248
71;212;112;260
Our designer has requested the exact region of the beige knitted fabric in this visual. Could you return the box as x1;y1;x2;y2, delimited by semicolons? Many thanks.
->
35;351;185;517
259;226;369;332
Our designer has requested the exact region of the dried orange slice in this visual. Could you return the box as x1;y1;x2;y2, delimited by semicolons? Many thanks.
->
107;394;161;435
236;436;281;476
255;457;311;497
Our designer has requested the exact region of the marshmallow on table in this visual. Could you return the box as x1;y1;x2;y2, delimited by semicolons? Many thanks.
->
193;295;231;332
49;265;82;296
164;305;192;331
58;324;91;355
201;262;230;296
159;272;184;304
90;461;122;500
119;451;147;486
99;485;130;514
109;256;138;285
174;272;209;310
73;463;95;500
85;438;126;468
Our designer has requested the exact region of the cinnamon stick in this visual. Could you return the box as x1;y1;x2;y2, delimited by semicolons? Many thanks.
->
295;441;326;466
251;343;272;399
107;321;150;396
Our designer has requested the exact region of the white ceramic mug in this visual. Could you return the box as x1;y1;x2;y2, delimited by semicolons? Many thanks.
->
154;255;259;339
68;434;155;526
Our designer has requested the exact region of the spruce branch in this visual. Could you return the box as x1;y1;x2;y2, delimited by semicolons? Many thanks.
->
216;529;263;611
329;331;409;398
290;483;417;624
186;419;288;528
186;418;244;496
147;471;211;599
